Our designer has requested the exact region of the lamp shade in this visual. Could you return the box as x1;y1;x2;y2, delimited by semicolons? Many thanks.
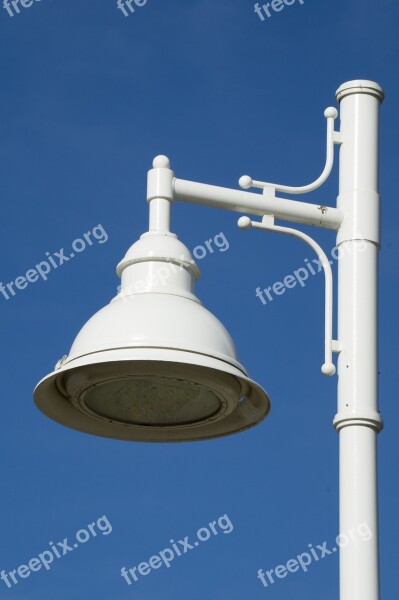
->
34;230;270;442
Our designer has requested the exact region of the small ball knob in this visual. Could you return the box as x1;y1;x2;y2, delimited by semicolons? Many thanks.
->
153;155;171;169
239;175;253;189
324;107;338;119
321;363;336;376
237;216;252;230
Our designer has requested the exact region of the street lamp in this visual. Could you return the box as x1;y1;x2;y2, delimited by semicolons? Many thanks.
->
34;80;384;600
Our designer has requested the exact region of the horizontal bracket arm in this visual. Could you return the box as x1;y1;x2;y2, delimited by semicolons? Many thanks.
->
173;178;343;230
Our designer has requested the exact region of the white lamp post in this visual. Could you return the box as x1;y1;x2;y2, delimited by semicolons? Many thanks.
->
34;80;384;599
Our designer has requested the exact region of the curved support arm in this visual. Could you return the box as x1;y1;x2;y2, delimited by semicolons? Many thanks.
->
238;215;336;377
239;107;339;195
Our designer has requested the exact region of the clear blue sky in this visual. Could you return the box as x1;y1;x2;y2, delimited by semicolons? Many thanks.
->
0;0;397;598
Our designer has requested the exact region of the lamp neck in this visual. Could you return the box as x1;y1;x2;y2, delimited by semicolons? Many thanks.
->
147;155;175;233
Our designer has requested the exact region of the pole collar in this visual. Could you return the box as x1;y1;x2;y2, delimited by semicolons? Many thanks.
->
334;410;383;433
336;80;385;104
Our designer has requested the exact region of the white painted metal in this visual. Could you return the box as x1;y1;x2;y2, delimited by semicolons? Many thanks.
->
237;215;336;376
34;80;385;598
147;155;174;233
333;80;384;600
239;107;339;194
173;177;343;229
34;226;270;442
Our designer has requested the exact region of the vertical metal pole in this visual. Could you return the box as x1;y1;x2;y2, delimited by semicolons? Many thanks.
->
334;81;384;600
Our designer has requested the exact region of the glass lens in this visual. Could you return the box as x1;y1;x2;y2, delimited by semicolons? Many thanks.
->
82;377;222;426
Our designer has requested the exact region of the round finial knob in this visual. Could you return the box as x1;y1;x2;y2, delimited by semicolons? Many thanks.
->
324;107;338;119
153;155;171;169
237;216;252;230
321;363;336;376
239;175;253;189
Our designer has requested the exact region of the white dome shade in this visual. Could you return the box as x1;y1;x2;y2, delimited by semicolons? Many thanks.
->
34;231;270;442
68;293;243;371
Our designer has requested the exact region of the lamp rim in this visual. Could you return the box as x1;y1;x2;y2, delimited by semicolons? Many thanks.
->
34;351;270;443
